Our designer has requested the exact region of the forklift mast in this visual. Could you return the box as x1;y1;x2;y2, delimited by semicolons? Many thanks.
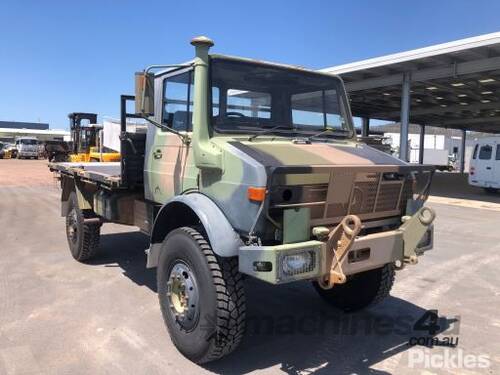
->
68;112;98;154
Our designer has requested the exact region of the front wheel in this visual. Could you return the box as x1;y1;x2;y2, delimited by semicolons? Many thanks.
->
157;227;246;364
313;263;395;312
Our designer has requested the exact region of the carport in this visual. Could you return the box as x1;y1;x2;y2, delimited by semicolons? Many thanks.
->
322;32;500;172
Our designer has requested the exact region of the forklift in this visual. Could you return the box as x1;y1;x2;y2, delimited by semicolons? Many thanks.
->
68;112;121;162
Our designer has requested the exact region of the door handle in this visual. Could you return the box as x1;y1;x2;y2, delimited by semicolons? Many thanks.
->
153;149;163;159
486;167;492;170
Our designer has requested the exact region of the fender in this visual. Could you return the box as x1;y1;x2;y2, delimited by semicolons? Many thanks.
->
146;193;243;268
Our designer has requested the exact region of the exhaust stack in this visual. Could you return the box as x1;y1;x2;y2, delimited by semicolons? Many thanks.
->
190;36;221;170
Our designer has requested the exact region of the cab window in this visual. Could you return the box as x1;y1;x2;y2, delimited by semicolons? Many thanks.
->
291;89;344;129
479;145;492;160
496;145;500;160
162;71;193;131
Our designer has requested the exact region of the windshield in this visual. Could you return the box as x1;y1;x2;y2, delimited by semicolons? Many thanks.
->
210;58;353;138
20;139;37;145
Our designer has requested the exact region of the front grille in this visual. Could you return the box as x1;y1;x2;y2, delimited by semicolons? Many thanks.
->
269;167;418;226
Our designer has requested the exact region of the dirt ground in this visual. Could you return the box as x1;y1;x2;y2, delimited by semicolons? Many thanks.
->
0;159;56;187
0;159;499;374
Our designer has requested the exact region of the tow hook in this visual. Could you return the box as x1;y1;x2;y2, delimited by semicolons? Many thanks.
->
317;215;362;290
399;206;436;264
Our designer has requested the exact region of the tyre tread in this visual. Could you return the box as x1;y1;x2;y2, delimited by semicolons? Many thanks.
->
178;227;245;363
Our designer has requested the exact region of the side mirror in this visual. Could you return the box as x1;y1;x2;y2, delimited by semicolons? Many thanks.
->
135;72;155;116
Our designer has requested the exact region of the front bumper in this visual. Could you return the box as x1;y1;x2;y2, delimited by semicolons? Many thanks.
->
239;206;435;284
19;151;38;157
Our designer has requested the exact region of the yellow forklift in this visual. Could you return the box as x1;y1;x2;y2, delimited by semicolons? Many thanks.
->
68;112;121;162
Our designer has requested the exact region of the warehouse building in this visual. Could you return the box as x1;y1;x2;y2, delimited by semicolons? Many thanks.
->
0;120;69;143
0;120;49;130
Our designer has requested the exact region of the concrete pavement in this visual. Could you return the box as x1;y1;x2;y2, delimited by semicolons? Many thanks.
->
0;160;499;374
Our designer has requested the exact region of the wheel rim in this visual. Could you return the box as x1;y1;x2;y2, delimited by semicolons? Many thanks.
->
67;209;78;244
166;261;200;331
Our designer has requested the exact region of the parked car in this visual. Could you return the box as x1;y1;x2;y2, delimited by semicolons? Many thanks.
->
0;143;12;159
5;143;18;158
468;137;500;192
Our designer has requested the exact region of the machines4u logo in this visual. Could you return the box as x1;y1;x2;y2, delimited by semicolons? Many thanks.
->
409;309;460;348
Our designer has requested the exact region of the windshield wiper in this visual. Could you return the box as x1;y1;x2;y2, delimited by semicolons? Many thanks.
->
248;125;295;141
307;127;350;142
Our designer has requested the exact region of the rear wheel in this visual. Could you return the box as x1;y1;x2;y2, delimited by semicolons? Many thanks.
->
313;263;395;312
65;192;101;262
157;227;246;363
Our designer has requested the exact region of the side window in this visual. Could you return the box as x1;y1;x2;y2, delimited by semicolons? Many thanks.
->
496;145;500;160
162;71;192;131
472;144;478;159
212;87;220;117
479;145;492;160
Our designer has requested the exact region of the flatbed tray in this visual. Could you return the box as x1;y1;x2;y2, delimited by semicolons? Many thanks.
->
49;162;123;188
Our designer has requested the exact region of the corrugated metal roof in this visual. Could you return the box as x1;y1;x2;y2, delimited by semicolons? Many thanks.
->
322;32;500;74
318;32;500;133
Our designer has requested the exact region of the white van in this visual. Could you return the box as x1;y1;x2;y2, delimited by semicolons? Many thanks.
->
468;137;500;192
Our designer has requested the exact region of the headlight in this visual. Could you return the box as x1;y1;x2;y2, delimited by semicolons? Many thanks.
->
280;250;315;277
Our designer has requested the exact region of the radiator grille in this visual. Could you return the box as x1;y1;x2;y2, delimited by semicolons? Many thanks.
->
270;169;417;225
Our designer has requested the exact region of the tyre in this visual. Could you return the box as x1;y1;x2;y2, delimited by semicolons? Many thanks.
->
157;227;245;364
313;263;395;312
484;187;498;194
65;192;101;262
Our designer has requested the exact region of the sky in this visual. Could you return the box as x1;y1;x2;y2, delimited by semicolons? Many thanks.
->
2;0;500;129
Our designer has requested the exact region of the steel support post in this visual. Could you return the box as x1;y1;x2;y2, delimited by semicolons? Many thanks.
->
399;73;411;161
361;118;370;137
419;125;425;164
460;129;466;173
399;72;411;162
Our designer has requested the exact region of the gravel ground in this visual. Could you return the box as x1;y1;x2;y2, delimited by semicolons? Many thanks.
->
0;159;499;374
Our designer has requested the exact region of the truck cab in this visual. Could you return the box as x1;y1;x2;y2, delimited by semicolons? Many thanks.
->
16;137;39;159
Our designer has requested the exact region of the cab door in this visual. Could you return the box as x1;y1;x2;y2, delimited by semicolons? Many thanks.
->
494;142;500;187
476;143;494;185
144;68;195;203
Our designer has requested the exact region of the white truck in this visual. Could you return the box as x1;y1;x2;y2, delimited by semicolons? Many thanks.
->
15;137;39;159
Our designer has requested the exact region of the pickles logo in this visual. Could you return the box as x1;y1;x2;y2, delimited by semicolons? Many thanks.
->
408;348;490;369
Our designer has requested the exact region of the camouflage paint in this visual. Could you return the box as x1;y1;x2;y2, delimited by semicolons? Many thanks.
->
52;37;437;283
142;44;431;238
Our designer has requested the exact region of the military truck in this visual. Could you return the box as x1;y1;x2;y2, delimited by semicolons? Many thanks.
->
49;36;436;364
